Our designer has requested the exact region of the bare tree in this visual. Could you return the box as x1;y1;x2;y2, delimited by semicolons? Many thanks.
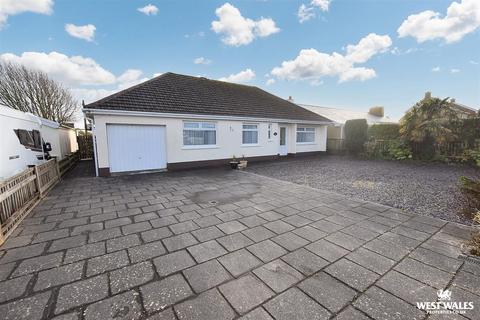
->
0;62;78;124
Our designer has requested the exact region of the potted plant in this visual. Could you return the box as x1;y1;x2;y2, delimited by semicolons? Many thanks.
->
239;155;248;169
229;155;239;169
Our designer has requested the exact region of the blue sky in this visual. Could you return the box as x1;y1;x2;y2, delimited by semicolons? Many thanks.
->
0;0;479;123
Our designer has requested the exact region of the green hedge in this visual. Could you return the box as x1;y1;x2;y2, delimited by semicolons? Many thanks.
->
368;123;400;140
344;119;368;154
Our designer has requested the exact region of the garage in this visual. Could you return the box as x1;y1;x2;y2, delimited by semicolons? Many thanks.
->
106;124;166;173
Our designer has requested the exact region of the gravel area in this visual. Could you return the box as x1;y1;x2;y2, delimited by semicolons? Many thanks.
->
247;155;479;224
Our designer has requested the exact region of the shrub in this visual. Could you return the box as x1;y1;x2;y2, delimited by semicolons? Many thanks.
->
364;139;412;160
368;106;384;117
368;123;400;140
459;118;480;147
460;149;480;167
387;140;412;160
459;176;480;220
344;119;368;154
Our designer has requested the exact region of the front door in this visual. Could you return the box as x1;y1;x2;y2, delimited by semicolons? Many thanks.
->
279;126;287;156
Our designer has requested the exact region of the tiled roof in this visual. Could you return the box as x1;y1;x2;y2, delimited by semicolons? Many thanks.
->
84;72;331;123
299;104;397;124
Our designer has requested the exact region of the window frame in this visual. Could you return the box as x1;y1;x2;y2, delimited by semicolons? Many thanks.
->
242;123;259;146
182;121;217;148
296;126;316;144
267;123;273;141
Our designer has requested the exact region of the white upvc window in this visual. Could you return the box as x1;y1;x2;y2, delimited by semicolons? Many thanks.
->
242;123;258;145
183;121;216;146
267;123;273;141
296;127;315;143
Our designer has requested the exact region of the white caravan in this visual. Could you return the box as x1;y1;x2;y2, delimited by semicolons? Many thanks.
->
0;106;54;181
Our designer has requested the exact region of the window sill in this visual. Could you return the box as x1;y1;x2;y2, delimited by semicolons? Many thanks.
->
296;142;316;145
182;145;219;150
241;144;260;147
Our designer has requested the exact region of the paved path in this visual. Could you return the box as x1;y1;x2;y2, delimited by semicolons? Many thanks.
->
0;167;479;320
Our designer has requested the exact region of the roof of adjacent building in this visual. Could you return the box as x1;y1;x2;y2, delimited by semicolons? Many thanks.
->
299;104;396;125
84;72;331;123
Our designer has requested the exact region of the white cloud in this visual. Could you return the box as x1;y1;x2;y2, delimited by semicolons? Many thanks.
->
432;66;441;72
152;72;164;77
0;0;53;30
311;0;331;11
219;68;255;83
211;3;279;46
297;0;331;23
271;33;391;84
450;68;460;73
194;57;212;65
297;4;315;23
0;51;116;85
65;24;96;42
117;69;149;89
266;78;275;85
137;4;158;16
71;88;116;104
397;0;480;43
470;60;479;65
345;33;392;63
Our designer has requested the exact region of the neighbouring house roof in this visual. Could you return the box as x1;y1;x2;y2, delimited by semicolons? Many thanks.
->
298;104;396;125
84;72;331;123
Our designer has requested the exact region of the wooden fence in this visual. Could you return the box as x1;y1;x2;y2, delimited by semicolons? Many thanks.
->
0;152;78;245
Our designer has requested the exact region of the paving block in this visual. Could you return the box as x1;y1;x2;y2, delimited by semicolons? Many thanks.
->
84;290;142;320
354;286;425;320
264;287;331;320
272;232;309;251
141;274;193;312
86;250;129;276
298;272;356;313
219;275;274;314
34;261;84;291
128;240;166;263
174;288;235;320
242;226;275;242
0;274;32;303
306;239;349;262
12;252;63;277
325;258;379;291
345;247;395;275
218;249;262;277
110;261;155;294
106;234;141;252
163;233;198;252
192;226;225;242
281;248;328;276
217;221;247;234
253;259;304;293
56;274;109;314
0;291;51;320
187;240;227;263
64;242;106;263
247;240;287;263
153;250;196;277
183;259;231;293
217;233;253;251
394;258;452;289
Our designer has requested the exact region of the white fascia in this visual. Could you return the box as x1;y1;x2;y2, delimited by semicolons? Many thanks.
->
82;108;332;125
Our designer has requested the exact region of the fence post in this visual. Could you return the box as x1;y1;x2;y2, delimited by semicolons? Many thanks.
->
33;165;43;198
54;157;61;180
0;225;5;246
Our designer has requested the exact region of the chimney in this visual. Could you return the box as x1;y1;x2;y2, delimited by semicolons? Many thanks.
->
424;91;432;100
368;106;384;117
450;98;456;103
288;96;294;102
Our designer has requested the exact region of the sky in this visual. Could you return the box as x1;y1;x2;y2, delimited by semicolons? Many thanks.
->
0;0;479;126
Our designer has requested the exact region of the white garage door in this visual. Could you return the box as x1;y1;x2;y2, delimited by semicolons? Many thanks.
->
107;124;166;173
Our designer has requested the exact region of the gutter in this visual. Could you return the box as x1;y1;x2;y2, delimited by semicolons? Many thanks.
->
82;108;333;125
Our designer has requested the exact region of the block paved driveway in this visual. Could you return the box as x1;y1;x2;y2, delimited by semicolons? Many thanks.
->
1;164;479;320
